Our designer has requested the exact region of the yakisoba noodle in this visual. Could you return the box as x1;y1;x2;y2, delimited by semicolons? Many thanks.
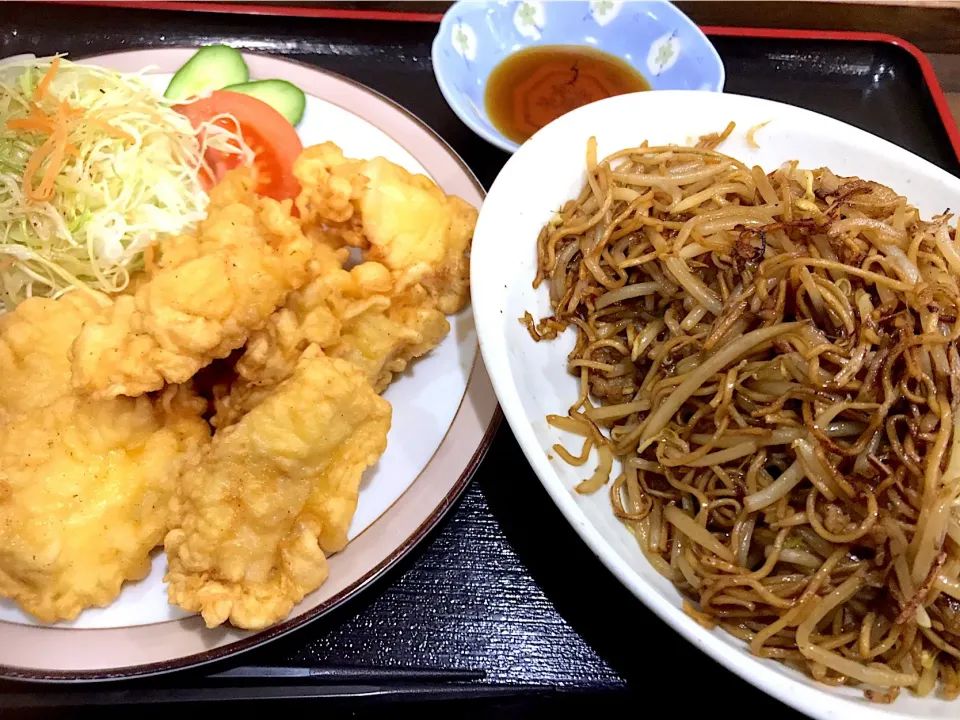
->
527;123;960;702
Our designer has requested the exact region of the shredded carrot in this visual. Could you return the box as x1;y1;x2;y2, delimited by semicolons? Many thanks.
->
58;99;83;119
8;59;134;203
33;57;60;102
23;124;67;202
6;118;55;133
7;103;56;133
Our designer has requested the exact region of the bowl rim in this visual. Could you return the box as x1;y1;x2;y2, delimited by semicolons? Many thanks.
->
431;31;520;153
470;89;960;720
431;0;726;154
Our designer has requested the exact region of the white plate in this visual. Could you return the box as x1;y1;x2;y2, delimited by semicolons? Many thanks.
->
471;89;960;720
0;50;498;679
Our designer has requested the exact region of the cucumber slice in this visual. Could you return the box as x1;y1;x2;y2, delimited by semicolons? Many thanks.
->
223;79;306;126
165;45;249;101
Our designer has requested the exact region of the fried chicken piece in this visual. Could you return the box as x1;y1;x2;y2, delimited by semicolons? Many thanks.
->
212;257;447;428
207;243;363;428
294;142;367;239
0;291;210;622
0;385;209;622
231;241;355;389
295;142;477;313
165;349;391;630
0;292;107;415
330;283;449;393
71;170;314;398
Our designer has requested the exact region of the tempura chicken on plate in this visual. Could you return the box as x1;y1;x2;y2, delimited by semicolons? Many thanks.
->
173;145;475;630
331;283;450;393
0;139;477;631
0;295;210;622
165;349;391;630
212;246;450;428
0;292;105;416
294;142;477;313
71;170;314;399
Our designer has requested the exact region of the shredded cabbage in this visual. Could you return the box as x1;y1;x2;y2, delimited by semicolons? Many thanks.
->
0;54;250;310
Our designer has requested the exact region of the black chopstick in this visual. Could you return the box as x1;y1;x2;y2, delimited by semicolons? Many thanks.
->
207;665;486;683
0;683;549;707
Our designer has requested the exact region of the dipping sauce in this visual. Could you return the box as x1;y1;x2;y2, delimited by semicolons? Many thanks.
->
485;45;651;145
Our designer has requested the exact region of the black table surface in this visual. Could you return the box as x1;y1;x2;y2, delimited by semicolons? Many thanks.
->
2;3;960;716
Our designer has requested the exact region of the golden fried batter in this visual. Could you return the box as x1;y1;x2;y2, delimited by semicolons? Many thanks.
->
0;292;211;622
294;142;477;313
0;386;209;622
0;293;107;415
211;255;447;428
71;170;314;398
165;350;391;630
329;284;449;393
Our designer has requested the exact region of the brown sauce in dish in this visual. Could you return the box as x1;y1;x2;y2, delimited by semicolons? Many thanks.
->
485;45;651;145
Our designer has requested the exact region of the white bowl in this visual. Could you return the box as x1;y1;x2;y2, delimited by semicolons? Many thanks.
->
470;89;960;719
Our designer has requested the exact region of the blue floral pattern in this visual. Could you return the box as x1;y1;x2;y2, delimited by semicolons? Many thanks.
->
589;0;622;26
647;30;681;75
513;1;546;40
451;20;478;61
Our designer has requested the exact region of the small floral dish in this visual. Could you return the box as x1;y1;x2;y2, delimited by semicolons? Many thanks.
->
431;0;725;153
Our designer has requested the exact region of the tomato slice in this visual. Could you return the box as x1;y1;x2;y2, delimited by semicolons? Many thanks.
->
174;90;303;201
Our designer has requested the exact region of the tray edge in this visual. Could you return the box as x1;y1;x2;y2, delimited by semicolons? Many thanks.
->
40;1;960;163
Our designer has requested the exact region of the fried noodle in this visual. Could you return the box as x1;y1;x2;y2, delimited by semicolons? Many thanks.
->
529;129;960;700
